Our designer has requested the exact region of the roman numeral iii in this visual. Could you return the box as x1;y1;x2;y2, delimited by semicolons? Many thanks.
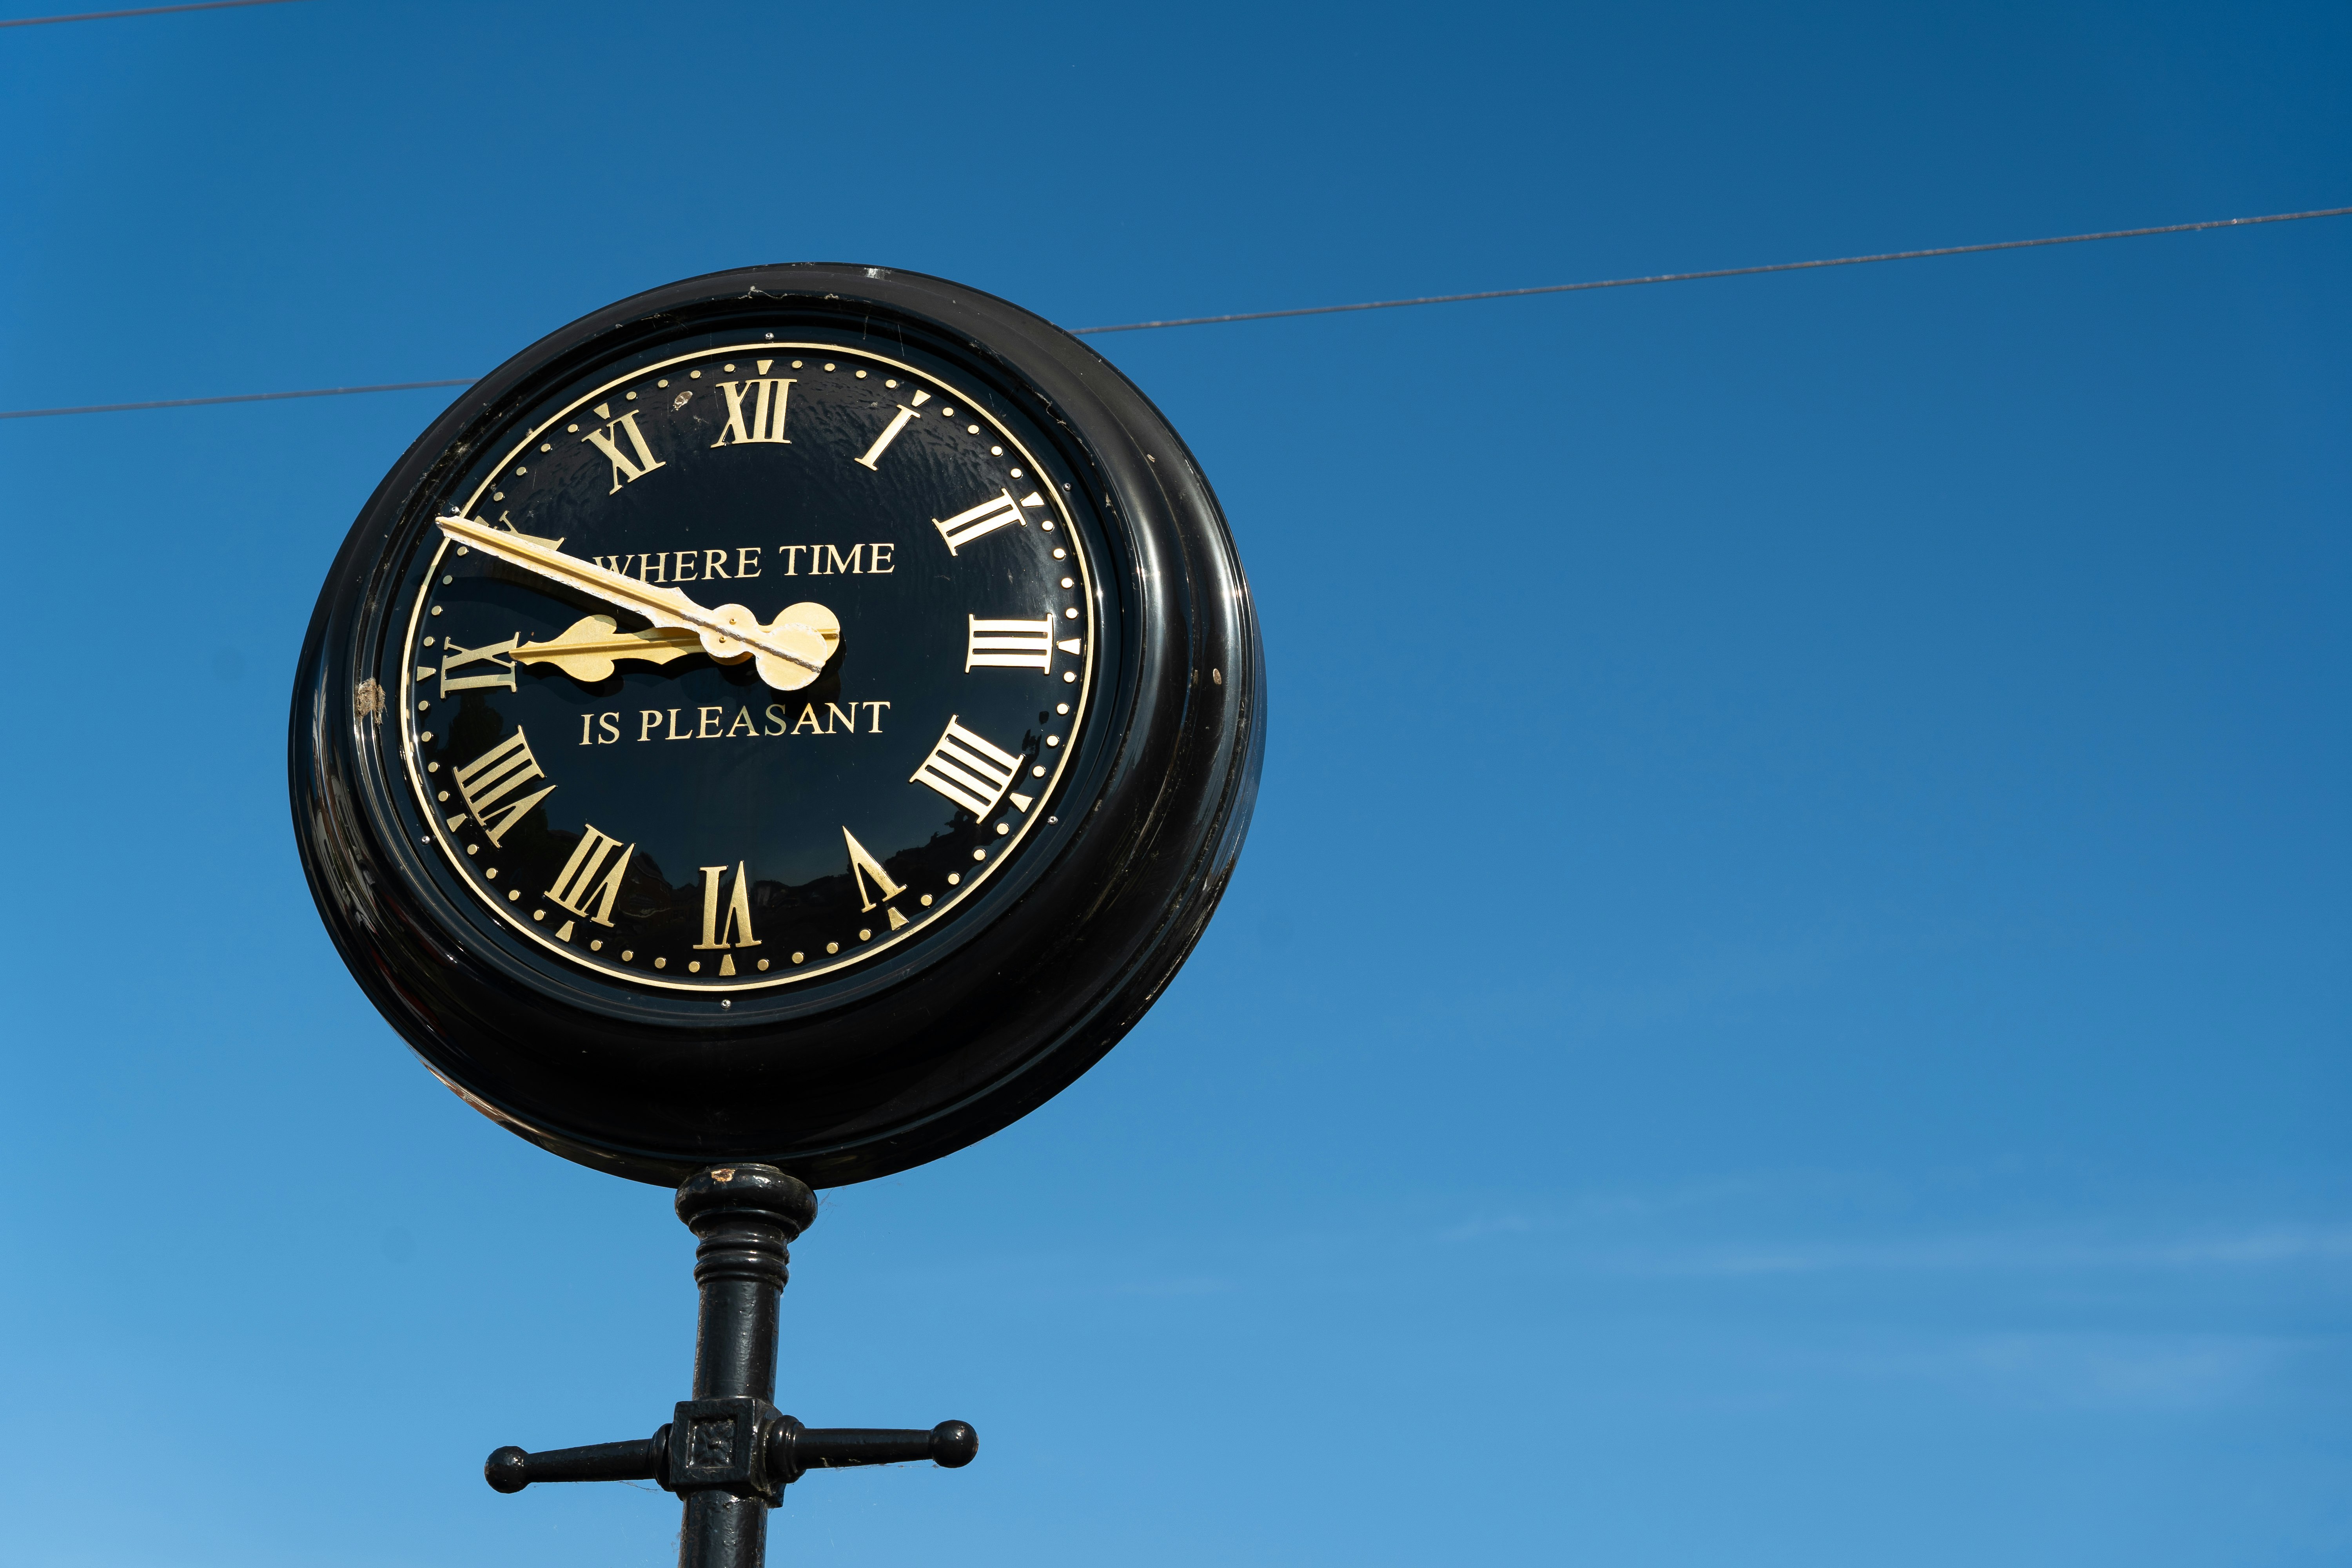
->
580;405;666;494
910;717;1022;817
710;376;795;447
932;488;1045;554
436;633;518;697
450;729;555;846
966;615;1054;673
545;825;635;927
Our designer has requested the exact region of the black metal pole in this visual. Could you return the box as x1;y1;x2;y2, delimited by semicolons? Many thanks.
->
482;1161;974;1563
674;1165;817;1568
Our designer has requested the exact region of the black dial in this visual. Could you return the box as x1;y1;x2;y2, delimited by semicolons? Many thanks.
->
292;265;1262;1187
400;342;1100;991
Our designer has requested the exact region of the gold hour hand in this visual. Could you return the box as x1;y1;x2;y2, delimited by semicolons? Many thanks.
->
514;616;701;682
437;513;838;691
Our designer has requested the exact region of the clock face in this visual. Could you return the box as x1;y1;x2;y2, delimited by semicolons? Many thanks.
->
394;342;1100;993
296;264;1261;1186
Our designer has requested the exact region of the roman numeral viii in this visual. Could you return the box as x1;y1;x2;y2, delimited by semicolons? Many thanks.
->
435;634;517;696
450;729;555;846
580;404;666;494
546;825;634;927
910;717;1022;817
711;374;795;447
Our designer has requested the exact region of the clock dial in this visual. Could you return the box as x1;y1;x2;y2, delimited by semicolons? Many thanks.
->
392;343;1098;991
296;264;1260;1187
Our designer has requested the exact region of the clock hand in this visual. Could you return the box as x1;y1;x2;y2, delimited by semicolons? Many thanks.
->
437;513;835;692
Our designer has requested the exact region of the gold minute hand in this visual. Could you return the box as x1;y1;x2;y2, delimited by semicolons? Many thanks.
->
436;514;835;692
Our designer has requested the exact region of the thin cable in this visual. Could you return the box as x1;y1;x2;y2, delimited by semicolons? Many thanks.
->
1;0;300;27
4;203;2345;419
1069;204;2352;334
0;378;477;420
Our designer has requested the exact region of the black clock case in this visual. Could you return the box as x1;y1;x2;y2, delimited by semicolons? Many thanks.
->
290;264;1263;1189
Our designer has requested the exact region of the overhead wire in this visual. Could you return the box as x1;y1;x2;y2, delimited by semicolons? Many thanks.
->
0;0;300;27
2;203;2346;420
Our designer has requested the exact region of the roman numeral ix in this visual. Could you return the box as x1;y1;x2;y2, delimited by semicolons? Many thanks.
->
434;633;518;697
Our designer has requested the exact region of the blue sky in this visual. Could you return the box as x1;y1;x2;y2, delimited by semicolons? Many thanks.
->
0;2;2346;1564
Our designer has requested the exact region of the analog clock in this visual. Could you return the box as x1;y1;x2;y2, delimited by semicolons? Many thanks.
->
292;265;1261;1187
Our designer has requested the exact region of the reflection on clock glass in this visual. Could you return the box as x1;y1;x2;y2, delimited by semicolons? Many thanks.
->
391;343;1097;992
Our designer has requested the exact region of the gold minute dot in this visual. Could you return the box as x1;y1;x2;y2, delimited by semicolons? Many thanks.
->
539;443;552;453
430;606;442;616
995;823;1010;836
723;364;735;372
858;929;871;941
654;956;666;969
826;942;839;955
1032;765;1046;777
621;949;633;961
437;791;448;801
991;445;1004;455
590;939;602;951
427;762;439;773
506;889;519;902
791;360;802;368
757;958;769;971
465;844;477;855
532;909;545;921
823;363;835;371
1061;577;1074;588
791;951;804;963
655;381;666;389
625;391;637;400
920;894;933;906
419;731;434;742
972;849;987;862
1056;702;1070;715
566;423;579;432
690;370;701;379
855;369;867;378
483;864;494;876
884;378;897;387
688;960;700;973
947;873;960;886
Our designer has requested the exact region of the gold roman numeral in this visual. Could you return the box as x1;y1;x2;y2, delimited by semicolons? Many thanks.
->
580;405;666;494
449;729;555;846
842;827;909;928
932;488;1042;554
437;633;518;696
853;389;929;470
693;862;761;972
545;824;634;927
966;614;1054;673
710;372;795;447
910;716;1022;817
